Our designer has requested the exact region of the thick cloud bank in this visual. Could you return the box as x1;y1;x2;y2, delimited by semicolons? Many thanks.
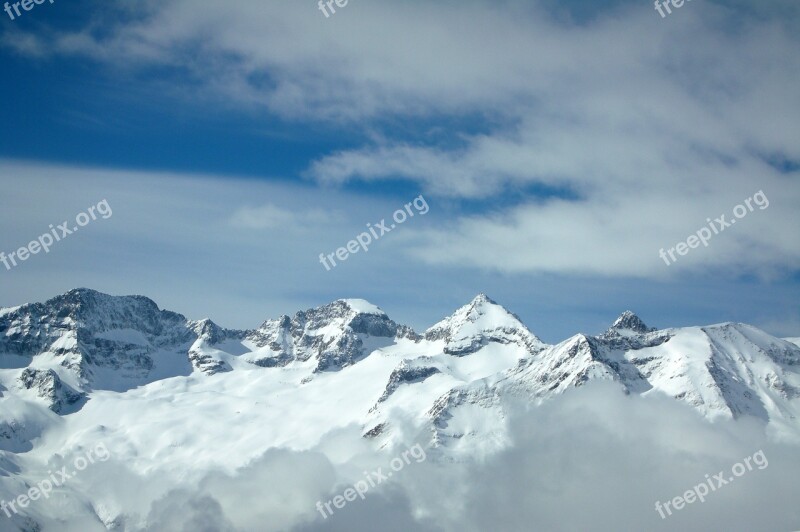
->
6;383;797;531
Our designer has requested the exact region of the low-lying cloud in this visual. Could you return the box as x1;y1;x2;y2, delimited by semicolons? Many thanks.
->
8;383;798;531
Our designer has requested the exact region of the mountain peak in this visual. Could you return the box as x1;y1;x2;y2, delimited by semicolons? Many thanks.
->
14;288;191;343
338;299;387;317
426;294;510;333
471;292;496;305
50;287;107;308
247;298;404;372
45;288;163;317
65;287;101;297
609;311;654;334
424;294;544;354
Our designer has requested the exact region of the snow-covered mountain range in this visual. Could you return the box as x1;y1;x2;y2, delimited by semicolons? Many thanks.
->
2;289;799;449
1;288;799;528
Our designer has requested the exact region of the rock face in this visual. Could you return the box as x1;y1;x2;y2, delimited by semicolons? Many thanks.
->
0;288;241;396
376;361;441;405
608;310;655;334
597;311;669;350
245;299;405;372
18;368;84;414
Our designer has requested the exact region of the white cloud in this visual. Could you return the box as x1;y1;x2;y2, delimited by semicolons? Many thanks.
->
408;184;800;277
22;383;800;531
229;204;338;230
0;161;426;329
11;0;796;277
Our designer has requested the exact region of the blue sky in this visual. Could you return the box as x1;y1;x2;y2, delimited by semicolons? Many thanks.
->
0;0;799;342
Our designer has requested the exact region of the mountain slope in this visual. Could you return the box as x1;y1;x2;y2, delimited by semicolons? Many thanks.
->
0;290;798;485
0;289;246;403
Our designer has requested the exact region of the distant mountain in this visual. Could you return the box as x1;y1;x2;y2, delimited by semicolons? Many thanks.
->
0;288;245;401
2;289;798;453
1;289;799;492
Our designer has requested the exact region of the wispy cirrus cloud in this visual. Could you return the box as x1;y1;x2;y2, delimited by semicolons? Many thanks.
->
229;204;340;231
